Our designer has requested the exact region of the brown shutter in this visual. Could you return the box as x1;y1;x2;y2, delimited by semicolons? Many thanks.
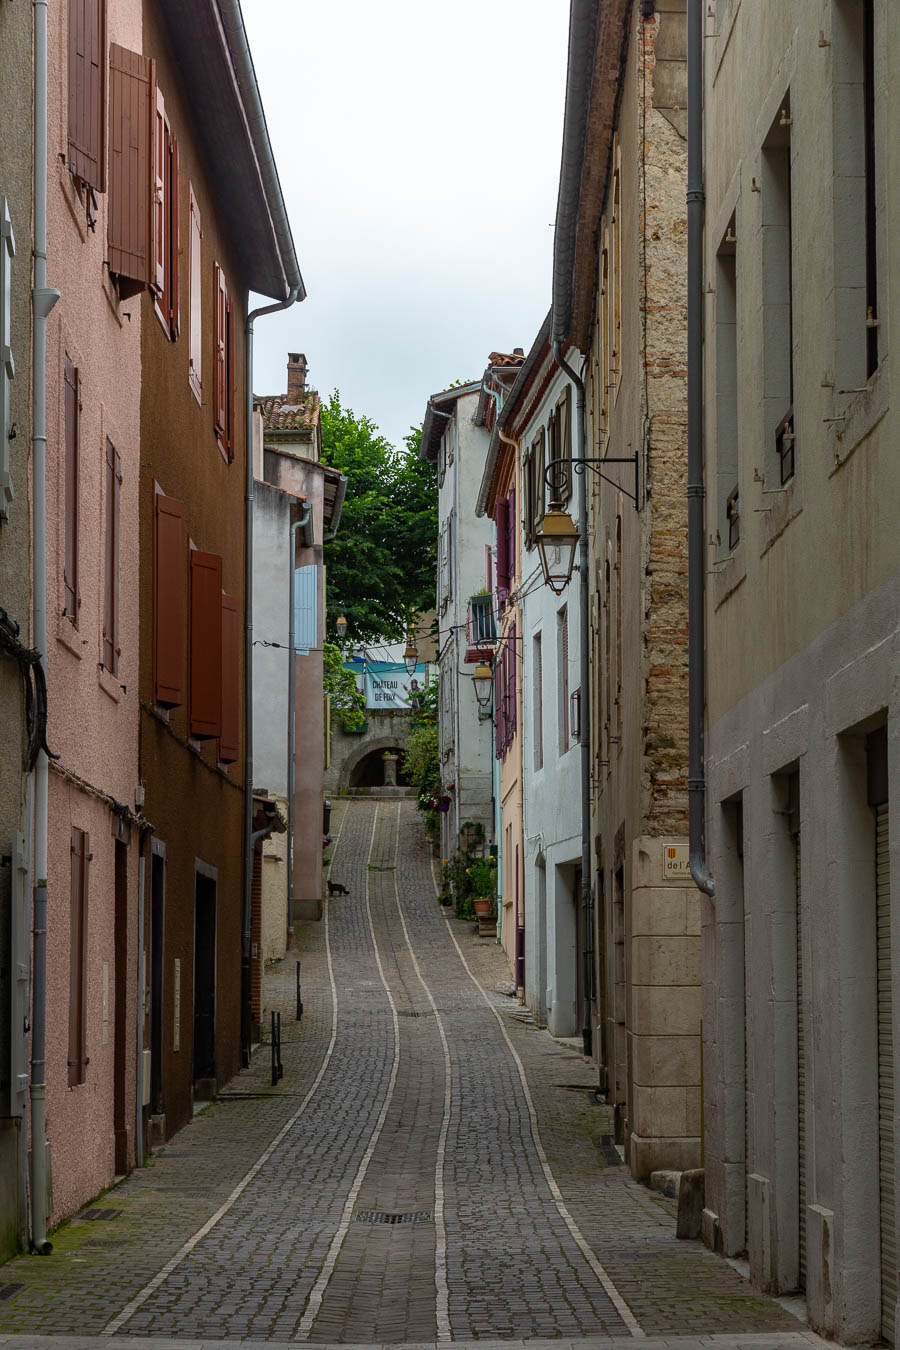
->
169;134;181;338
68;827;90;1087
153;87;166;296
68;0;106;191
64;356;80;622
108;44;154;296
214;263;227;439
153;492;185;707
219;592;239;763
102;439;120;673
190;551;223;740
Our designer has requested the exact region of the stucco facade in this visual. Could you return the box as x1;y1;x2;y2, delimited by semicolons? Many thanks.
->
42;0;144;1223
0;0;33;1257
700;1;900;1339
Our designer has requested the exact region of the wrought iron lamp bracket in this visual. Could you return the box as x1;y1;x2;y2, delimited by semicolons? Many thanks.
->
543;455;639;508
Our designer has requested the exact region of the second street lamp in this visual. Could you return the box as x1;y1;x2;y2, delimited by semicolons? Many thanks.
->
472;661;494;717
535;500;579;595
403;641;418;677
335;613;348;640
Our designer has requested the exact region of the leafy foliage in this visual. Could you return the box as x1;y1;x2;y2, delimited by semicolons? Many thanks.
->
321;394;437;643
322;642;366;730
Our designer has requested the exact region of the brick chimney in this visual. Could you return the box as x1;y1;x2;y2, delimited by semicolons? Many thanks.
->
286;352;307;401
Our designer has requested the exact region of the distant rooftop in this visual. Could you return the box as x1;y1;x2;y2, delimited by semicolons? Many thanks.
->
254;392;320;432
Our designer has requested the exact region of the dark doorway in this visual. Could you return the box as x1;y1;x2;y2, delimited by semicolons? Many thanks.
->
114;840;129;1171
150;849;166;1116
193;871;217;1083
348;747;410;788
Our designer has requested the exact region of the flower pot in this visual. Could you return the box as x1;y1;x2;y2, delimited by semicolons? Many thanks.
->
437;799;450;813
473;896;493;919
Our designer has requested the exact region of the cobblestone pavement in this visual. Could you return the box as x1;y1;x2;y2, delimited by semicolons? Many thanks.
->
0;799;812;1345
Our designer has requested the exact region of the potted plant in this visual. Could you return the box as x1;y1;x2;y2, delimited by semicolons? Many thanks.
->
467;856;497;934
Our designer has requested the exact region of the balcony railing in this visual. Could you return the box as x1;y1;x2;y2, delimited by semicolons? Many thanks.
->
466;593;497;657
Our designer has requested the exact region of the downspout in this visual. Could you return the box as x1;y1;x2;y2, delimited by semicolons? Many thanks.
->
135;839;146;1168
687;0;714;898
551;341;593;1058
29;0;60;1255
242;289;301;1067
286;508;310;942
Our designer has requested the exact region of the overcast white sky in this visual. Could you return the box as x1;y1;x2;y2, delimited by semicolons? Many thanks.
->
243;0;570;453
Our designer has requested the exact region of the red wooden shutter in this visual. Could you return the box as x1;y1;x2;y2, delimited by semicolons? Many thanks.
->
169;134;181;338
190;551;223;739
495;497;510;595
509;622;517;737
64;356;80;622
153;493;185;707
68;0;106;191
108;44;154;296
508;487;516;584
68;827;90;1087
495;646;505;759
219;592;239;763
102;439;121;673
214;263;227;440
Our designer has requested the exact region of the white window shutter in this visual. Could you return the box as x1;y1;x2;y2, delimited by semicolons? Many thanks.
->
293;564;317;654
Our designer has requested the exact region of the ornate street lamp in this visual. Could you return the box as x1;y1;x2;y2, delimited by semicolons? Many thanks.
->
335;613;348;640
471;661;494;717
535;500;579;595
403;640;418;677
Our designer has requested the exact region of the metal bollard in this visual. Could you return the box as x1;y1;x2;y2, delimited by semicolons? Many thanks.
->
296;960;303;1021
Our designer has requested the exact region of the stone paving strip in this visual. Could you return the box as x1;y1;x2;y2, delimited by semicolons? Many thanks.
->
0;1333;834;1350
0;798;814;1344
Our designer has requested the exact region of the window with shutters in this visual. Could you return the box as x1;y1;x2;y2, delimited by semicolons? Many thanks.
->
554;385;572;503
102;439;121;675
151;89;180;339
293;564;317;654
219;592;239;764
68;0;106;193
524;429;545;549
153;490;185;707
68;827;90;1087
108;44;154;300
507;623;517;745
189;188;202;403
63;356;80;625
213;263;234;461
495;497;510;607
558;606;569;755
189;550;223;740
1;199;15;520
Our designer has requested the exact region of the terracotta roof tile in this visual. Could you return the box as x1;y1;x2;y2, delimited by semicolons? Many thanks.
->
254;391;320;431
487;351;525;368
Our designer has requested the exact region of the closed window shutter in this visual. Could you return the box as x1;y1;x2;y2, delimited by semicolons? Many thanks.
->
495;497;510;594
64;356;80;622
102;439;121;674
495;646;505;758
108;44;154;296
190;550;223;739
508;487;516;583
293;564;317;654
219;592;239;763
168;135;180;337
153;492;185;707
509;623;517;738
214;263;227;440
68;827;90;1087
68;0;106;191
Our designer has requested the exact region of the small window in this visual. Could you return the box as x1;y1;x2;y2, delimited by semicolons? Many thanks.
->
189;187;202;402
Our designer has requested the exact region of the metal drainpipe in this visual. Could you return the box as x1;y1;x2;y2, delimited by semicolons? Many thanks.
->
242;290;301;1067
135;843;146;1168
29;0;60;1256
286;508;309;944
551;341;593;1058
687;0;714;898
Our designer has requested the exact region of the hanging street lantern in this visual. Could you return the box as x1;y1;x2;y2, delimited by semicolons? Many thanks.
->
403;641;418;677
535;500;579;594
472;661;494;715
335;613;348;640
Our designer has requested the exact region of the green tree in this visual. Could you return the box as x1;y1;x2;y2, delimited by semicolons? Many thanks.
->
321;394;436;643
322;641;366;730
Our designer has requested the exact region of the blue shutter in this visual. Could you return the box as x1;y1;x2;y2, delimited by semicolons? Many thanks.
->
293;564;317;654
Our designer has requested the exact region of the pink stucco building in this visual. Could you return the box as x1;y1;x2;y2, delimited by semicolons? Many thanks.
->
43;0;143;1221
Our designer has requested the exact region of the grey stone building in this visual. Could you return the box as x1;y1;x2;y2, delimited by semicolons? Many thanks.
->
699;0;900;1341
551;0;697;1180
0;0;33;1257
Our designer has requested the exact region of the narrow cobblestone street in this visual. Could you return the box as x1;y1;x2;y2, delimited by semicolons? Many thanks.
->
0;801;819;1349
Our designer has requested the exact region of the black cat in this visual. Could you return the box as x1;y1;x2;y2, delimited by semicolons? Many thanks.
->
327;881;350;896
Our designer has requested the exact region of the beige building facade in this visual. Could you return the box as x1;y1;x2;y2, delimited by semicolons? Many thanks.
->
700;1;900;1341
552;0;698;1178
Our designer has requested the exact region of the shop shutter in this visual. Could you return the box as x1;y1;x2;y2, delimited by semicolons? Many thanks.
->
293;564;317;654
68;827;90;1087
64;357;80;621
102;439;121;674
153;493;185;707
108;44;154;295
877;799;894;1341
796;828;806;1290
190;551;223;739
68;0;106;191
219;592;239;763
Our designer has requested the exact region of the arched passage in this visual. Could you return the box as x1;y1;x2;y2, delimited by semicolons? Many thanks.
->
339;734;412;792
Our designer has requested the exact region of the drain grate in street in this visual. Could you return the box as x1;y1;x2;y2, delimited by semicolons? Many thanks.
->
80;1207;122;1221
397;1010;430;1018
0;1284;23;1302
355;1209;432;1225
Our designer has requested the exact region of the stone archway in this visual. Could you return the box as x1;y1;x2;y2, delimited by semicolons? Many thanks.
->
338;731;412;793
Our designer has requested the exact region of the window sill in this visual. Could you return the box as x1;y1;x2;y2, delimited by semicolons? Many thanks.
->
98;663;122;704
189;373;202;406
56;614;84;659
759;474;802;558
154;298;174;340
829;359;889;475
712;545;747;610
